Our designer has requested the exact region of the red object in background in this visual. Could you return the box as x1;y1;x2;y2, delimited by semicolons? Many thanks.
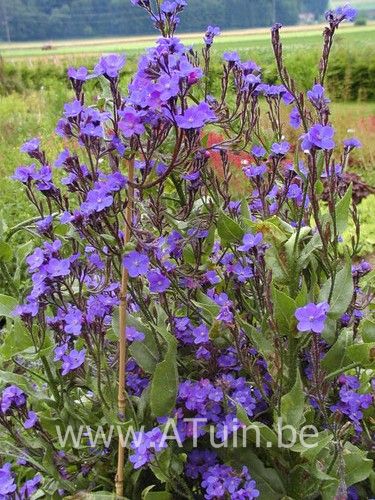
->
357;116;375;134
206;132;253;178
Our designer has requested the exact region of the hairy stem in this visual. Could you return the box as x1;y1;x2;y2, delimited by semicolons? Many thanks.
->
115;158;134;498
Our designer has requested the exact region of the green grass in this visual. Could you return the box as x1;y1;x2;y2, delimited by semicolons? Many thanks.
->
1;24;374;59
1;90;374;227
0;85;70;227
0;23;375;233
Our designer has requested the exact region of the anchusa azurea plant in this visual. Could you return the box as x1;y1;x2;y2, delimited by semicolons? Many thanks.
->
0;1;374;499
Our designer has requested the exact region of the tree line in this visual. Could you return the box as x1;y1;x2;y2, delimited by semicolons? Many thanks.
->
0;0;329;42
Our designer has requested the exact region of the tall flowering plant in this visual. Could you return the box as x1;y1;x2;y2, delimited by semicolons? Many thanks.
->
0;1;374;499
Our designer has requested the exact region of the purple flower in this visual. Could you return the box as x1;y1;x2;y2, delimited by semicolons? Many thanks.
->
147;270;171;293
340;312;351;327
129;427;168;469
217;305;233;323
344;137;361;151
352;260;372;278
205;270;221;285
330;376;372;432
238;232;263;251
301;124;335;151
0;463;16;496
290;107;301;129
19;474;42;498
283;91;294;105
13;300;39;319
81;188;114;214
185;450;218;479
64;99;83;118
46;257;72;277
26;247;44;271
36;215;53;235
295;301;330;334
175;102;216;129
118;107;146;137
1;385;26;413
204;25;221;46
326;4;358;23
12;164;37;183
244;74;261;87
94;54;126;78
156;74;180;101
123;251;150;278
126;326;145;342
287;184;303;201
68;66;88;81
54;343;68;361
251;145;266;158
340;4;358;21
307;84;330;107
64;306;83;336
201;464;259;500
243;163;267;178
271;141;290;156
54;148;71;167
20;137;40;154
223;51;241;63
192;324;209;344
321;163;342;178
233;263;253;282
24;410;38;429
61;349;86;375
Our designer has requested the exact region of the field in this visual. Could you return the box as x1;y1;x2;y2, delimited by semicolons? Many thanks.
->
1;11;375;499
1;22;375;59
1;23;375;245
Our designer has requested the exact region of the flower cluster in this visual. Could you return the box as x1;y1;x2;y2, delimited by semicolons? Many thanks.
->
330;375;373;432
3;1;373;498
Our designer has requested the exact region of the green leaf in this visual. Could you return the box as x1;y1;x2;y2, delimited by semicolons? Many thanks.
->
112;310;159;374
246;217;287;246
291;430;333;463
0;294;18;317
319;261;354;338
346;342;375;368
16;240;34;264
240;198;251;220
0;242;13;261
284;226;311;261
280;369;305;436
149;447;171;484
361;319;375;343
335;184;352;235
272;287;296;335
298;232;322;269
264;245;288;283
182;245;195;266
150;338;178;417
129;340;159;374
239;319;273;359
343;443;373;486
217;211;244;244
235;402;278;447
76;493;121;500
144;492;173;500
321;330;353;373
192;291;220;320
0;320;34;361
0;370;31;391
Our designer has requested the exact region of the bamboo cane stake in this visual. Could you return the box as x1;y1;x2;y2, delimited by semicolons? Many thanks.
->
115;158;135;498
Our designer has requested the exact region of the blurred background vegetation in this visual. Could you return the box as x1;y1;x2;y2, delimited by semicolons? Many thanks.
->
0;0;375;259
